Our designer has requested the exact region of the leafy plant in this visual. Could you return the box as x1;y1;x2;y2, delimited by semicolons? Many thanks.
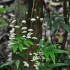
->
37;39;68;70
9;36;33;53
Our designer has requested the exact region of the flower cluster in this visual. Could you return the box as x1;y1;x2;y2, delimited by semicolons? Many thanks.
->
31;52;41;70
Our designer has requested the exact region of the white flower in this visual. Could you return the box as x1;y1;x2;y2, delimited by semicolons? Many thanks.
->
10;28;15;33
23;61;29;67
9;24;14;27
9;37;15;40
9;42;15;45
27;32;33;36
31;56;40;61
26;36;31;39
29;53;32;55
31;18;36;22
35;61;40;66
40;18;43;21
33;53;38;56
32;37;37;40
22;31;27;33
11;20;16;23
15;25;20;28
9;13;15;17
36;16;39;19
34;65;38;70
0;5;4;8
22;20;26;23
26;12;28;14
23;47;28;50
28;29;33;31
22;27;27;30
22;35;26;38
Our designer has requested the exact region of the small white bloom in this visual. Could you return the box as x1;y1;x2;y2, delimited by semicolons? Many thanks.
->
9;37;15;40
31;56;40;61
37;44;39;46
22;31;27;33
9;13;15;17
29;53;32;55
3;15;7;19
27;32;33;36
40;18;43;21
22;35;26;38
11;20;16;23
26;36;31;39
0;5;4;8
9;24;14;27
33;53;38;56
15;25;20;28
9;42;15;45
31;18;36;22
42;45;44;47
36;16;39;19
10;28;15;33
23;61;29;67
28;29;33;31
32;37;37;40
26;12;28;14
23;47;28;50
22;20;26;23
22;27;27;30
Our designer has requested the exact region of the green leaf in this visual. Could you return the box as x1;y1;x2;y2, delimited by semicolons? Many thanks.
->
0;8;5;12
12;45;18;53
15;60;20;69
42;48;49;62
27;40;34;45
50;63;69;68
51;20;58;34
15;37;22;43
61;23;70;32
18;44;23;52
44;41;48;47
54;49;68;54
0;60;14;68
39;39;43;47
23;40;30;47
49;52;55;63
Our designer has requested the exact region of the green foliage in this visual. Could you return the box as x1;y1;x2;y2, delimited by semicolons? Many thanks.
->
0;60;14;68
0;20;8;26
47;12;70;34
38;63;68;70
37;39;68;63
15;60;20;69
0;8;5;12
9;36;33;53
61;22;70;32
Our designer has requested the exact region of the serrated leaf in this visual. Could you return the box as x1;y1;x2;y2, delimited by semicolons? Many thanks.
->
15;60;20;69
